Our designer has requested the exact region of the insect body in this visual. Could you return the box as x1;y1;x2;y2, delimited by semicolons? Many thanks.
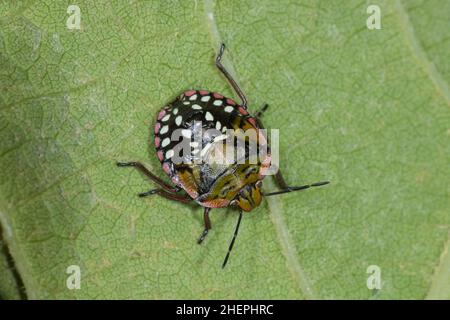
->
117;44;329;268
153;89;269;212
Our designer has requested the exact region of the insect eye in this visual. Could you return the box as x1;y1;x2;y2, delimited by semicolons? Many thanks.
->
230;199;237;206
255;180;262;188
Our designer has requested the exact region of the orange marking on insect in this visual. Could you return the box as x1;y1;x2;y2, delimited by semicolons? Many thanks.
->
162;163;171;175
238;106;248;115
184;90;196;97
154;123;161;134
226;98;236;105
157;110;166;120
200;198;231;208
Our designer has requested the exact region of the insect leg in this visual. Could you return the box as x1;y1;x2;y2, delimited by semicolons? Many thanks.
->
251;118;329;194
253;110;294;190
138;188;192;203
215;43;248;109
255;104;269;118
116;161;180;193
274;169;290;190
264;140;329;194
197;208;212;244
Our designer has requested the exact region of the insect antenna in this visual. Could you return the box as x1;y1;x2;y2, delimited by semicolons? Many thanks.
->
222;209;243;269
263;181;330;197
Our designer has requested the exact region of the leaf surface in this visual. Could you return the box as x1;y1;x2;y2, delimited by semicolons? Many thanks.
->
0;0;449;299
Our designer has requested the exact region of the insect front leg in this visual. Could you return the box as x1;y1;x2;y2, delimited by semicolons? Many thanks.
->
255;104;269;118
265;155;329;195
274;169;290;190
215;43;248;109
253;104;292;187
250;115;329;195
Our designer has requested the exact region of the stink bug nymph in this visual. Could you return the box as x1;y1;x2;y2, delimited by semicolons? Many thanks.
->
117;44;329;268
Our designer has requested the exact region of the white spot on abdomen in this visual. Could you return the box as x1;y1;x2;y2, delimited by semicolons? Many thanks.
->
205;111;214;121
166;149;174;159
162;138;170;147
160;125;169;134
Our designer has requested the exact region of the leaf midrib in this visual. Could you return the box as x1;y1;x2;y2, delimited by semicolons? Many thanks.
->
203;0;316;299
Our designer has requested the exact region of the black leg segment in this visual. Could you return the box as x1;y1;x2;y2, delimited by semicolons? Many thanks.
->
255;104;269;118
198;208;212;244
216;43;248;109
138;188;192;203
117;161;180;193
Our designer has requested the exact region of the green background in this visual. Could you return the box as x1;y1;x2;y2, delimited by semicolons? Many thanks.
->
0;0;449;299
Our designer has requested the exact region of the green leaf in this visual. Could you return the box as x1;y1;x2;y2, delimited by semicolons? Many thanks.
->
0;237;23;299
0;0;449;299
